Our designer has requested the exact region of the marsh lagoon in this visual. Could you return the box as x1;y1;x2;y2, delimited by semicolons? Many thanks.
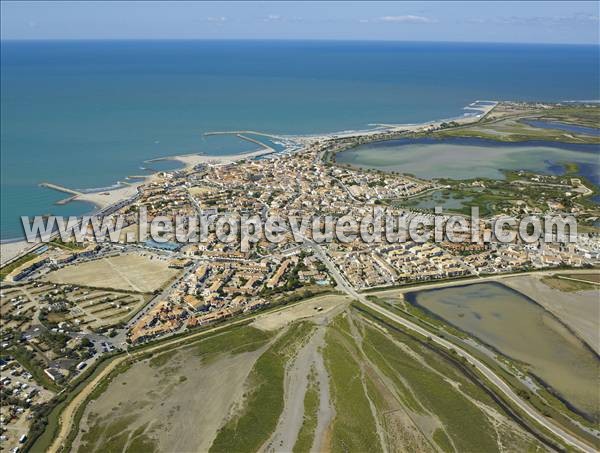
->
336;137;600;184
405;282;599;420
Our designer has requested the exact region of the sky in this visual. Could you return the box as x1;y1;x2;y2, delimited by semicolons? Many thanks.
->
1;1;598;44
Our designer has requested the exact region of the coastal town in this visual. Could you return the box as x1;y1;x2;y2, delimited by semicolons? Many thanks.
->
0;101;599;452
3;1;600;450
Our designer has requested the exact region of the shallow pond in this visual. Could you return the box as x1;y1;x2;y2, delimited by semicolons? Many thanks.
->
400;190;474;212
336;137;599;184
405;282;599;419
521;119;600;137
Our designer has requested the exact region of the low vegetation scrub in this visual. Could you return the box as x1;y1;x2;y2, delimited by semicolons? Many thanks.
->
209;321;315;452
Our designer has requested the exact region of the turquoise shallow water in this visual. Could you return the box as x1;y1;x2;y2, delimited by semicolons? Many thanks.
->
1;40;599;239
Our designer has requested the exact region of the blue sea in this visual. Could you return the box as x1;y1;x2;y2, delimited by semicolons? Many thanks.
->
1;40;599;240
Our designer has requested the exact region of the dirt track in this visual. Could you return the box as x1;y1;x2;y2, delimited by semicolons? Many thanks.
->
72;346;269;452
263;321;335;452
261;298;345;452
49;295;349;453
47;318;251;453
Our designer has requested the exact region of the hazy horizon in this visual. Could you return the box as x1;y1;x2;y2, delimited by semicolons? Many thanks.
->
2;37;599;46
1;1;598;45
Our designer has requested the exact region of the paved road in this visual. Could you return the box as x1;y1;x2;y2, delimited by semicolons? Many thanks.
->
46;287;348;452
306;239;596;453
109;263;198;347
46;315;257;453
363;268;600;294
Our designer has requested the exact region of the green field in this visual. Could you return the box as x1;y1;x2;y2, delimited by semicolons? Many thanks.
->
72;325;275;453
292;366;320;453
362;324;500;452
1;253;37;280
541;275;599;292
324;315;384;453
321;307;547;452
9;345;62;392
433;104;600;144
209;321;316;452
46;297;569;453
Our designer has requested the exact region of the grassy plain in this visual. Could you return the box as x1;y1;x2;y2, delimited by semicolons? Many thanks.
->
0;253;37;280
52;290;570;453
292;366;320;453
72;325;274;452
541;275;597;292
324;318;384;452
209;321;316;452
433;104;600;144
323;307;545;452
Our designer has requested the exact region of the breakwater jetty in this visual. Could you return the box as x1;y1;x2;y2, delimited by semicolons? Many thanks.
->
39;182;81;196
39;182;83;205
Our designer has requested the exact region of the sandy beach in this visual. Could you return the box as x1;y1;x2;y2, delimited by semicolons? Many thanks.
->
74;181;142;209
169;148;275;170
1;148;277;265
0;240;39;265
0;100;494;268
1;173;145;265
369;100;498;132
